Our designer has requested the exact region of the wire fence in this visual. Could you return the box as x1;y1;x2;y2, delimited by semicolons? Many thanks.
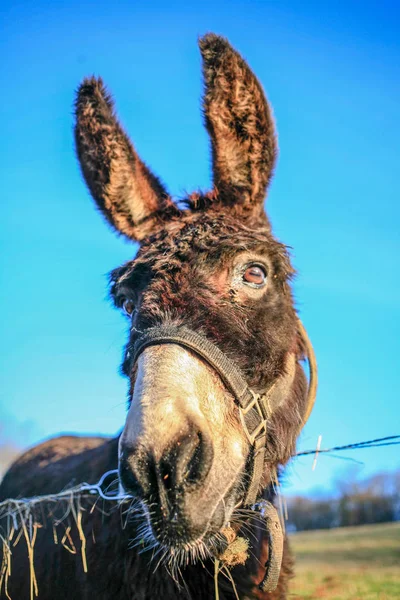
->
294;434;400;458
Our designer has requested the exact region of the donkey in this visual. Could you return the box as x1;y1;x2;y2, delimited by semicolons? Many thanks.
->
0;34;316;599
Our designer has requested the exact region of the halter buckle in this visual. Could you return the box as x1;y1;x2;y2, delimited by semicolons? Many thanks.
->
239;391;268;446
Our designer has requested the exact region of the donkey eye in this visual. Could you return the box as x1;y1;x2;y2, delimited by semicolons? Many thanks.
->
122;299;135;316
243;265;267;287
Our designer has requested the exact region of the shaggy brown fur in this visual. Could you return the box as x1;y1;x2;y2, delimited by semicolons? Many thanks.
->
0;33;311;599
200;34;277;212
75;78;179;241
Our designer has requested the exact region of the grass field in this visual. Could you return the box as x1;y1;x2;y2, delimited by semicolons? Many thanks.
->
289;522;400;599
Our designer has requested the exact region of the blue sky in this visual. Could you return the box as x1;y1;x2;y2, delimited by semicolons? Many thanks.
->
1;0;399;495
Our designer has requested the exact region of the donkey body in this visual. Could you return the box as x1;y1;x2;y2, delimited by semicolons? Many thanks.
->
0;34;312;599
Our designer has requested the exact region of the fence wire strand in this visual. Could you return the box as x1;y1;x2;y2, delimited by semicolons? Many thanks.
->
294;435;400;458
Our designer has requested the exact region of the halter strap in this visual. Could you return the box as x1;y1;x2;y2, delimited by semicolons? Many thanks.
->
132;321;316;506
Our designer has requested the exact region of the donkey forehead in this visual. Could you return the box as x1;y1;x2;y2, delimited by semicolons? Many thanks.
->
111;211;293;290
139;212;273;257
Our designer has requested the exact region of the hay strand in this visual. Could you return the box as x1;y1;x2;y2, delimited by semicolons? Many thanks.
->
0;470;131;600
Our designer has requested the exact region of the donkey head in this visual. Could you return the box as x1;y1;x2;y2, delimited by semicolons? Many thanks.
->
75;34;310;560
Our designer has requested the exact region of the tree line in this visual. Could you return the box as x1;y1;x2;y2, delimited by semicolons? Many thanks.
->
286;468;400;531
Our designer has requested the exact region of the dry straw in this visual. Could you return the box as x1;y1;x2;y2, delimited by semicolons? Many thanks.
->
0;469;128;600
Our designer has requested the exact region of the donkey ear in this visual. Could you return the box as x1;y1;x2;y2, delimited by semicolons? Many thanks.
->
74;77;176;241
199;34;277;213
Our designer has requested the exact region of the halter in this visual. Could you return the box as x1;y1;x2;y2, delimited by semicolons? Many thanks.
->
132;319;317;506
132;320;317;592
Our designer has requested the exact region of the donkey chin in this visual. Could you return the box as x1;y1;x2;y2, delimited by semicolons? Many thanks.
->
118;344;250;562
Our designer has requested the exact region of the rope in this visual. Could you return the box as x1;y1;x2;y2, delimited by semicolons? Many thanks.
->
297;319;318;426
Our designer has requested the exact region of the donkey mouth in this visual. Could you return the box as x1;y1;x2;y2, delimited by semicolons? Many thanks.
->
133;494;234;565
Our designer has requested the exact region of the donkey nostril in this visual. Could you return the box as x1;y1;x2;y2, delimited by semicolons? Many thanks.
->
159;459;173;492
158;428;213;493
119;447;158;499
184;432;203;484
146;454;158;496
180;430;213;487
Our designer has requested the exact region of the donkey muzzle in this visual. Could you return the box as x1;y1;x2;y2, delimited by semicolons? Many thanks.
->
119;422;214;510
